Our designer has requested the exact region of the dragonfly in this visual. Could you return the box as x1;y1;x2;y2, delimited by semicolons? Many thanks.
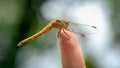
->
17;20;97;46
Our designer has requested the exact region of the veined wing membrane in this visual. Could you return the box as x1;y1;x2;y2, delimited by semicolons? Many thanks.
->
67;22;98;37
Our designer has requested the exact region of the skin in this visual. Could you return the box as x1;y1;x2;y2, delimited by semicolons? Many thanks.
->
58;29;86;68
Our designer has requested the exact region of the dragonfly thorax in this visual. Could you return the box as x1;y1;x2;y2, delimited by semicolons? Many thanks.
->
52;20;69;29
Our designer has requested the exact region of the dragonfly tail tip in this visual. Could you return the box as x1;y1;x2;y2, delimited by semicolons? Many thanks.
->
17;42;23;47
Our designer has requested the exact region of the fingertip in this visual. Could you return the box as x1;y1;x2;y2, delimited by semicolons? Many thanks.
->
58;29;86;68
58;29;79;46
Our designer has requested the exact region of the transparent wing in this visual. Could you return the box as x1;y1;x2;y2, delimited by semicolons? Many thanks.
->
67;22;98;37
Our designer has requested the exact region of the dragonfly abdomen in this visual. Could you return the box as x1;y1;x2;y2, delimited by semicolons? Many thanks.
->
17;23;53;46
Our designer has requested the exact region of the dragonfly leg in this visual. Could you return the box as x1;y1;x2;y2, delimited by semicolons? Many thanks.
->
65;28;75;33
58;29;70;40
62;29;71;39
58;29;62;38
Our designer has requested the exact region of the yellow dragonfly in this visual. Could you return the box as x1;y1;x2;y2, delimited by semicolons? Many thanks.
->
17;20;97;46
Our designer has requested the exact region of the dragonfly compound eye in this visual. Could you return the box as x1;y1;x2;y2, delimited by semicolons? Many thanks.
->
56;20;61;22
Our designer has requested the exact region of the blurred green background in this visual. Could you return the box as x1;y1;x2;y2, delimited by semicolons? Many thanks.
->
0;0;120;68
